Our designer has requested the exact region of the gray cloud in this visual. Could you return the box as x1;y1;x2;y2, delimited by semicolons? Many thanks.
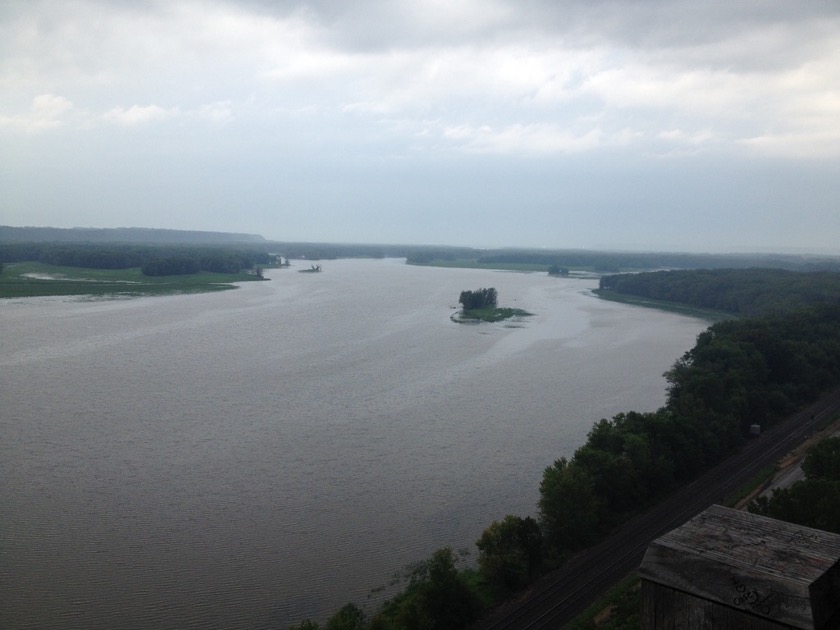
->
2;0;839;253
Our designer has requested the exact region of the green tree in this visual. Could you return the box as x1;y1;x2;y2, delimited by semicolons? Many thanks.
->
476;515;542;593
802;436;840;481
458;288;497;311
326;603;365;630
539;458;605;558
387;547;482;630
749;435;840;533
547;265;569;276
573;444;642;517
288;620;320;630
749;480;840;534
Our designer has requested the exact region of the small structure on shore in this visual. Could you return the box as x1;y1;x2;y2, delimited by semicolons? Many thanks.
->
639;504;840;629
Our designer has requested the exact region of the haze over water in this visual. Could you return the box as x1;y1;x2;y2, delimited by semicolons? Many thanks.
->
1;259;708;628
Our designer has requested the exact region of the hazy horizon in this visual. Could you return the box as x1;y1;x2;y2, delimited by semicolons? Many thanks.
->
3;1;839;254
6;223;840;258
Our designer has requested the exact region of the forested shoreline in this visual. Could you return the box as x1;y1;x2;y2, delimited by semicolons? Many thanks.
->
407;249;840;273
0;242;272;275
598;268;840;317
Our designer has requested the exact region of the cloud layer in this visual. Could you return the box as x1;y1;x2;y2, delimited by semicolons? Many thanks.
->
2;0;839;252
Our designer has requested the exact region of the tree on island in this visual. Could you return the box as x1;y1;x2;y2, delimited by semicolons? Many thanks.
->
459;287;497;311
548;264;569;276
455;287;532;323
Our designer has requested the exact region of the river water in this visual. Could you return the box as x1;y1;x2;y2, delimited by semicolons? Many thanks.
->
0;259;707;629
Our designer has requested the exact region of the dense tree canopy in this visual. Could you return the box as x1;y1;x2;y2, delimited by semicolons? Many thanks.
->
0;242;271;276
801;437;840;481
469;251;840;273
599;268;840;317
326;603;366;630
750;437;840;534
374;547;482;630
476;515;542;594
538;305;840;561
459;287;497;310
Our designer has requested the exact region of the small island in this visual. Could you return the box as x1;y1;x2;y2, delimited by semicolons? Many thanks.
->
298;264;322;273
452;287;532;323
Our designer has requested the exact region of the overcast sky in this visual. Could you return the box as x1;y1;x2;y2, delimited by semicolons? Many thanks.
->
2;1;839;252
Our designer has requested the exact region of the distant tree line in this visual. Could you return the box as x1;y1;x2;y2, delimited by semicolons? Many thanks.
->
0;243;271;276
141;252;256;276
272;243;477;263
598;268;840;317
466;250;840;273
0;225;265;244
5;234;839;273
288;270;840;630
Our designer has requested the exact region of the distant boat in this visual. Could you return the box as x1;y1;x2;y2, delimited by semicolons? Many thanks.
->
299;264;322;273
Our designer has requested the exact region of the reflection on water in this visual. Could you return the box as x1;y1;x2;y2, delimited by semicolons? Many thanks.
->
0;259;707;629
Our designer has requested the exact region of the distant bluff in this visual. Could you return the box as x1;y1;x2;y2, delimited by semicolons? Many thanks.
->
0;226;266;245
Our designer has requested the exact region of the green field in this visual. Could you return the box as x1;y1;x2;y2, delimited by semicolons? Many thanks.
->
0;262;265;299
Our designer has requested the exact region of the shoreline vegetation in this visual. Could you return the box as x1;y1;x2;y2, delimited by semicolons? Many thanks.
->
0;262;266;299
0;239;276;299
409;257;601;277
453;286;533;323
451;306;532;323
592;288;734;322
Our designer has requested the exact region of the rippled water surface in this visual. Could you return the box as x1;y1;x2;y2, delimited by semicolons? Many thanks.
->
0;259;708;628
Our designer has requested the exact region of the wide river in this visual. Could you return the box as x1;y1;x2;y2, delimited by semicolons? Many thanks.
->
0;259;708;629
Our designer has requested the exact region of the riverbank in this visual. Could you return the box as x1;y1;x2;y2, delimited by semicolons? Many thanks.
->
451;306;533;323
408;259;601;277
592;288;733;322
0;262;265;299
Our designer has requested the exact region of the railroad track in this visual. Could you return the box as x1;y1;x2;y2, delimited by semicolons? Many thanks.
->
479;387;840;629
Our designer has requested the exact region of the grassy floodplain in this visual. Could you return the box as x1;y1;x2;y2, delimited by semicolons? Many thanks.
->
0;262;264;299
